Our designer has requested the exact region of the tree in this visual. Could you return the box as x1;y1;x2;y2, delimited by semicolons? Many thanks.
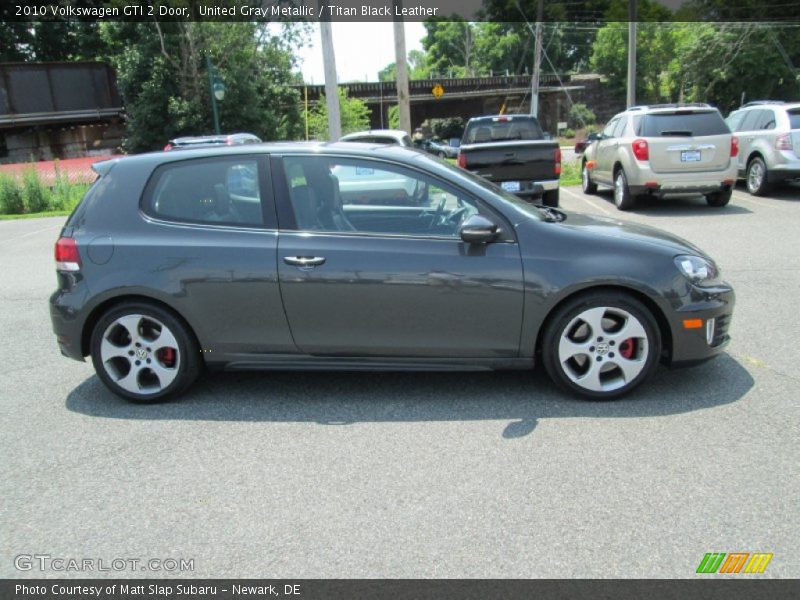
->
98;21;306;152
308;88;371;140
378;50;429;81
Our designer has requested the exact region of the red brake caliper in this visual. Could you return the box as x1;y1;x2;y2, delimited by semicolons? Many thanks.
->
619;339;636;359
158;347;176;368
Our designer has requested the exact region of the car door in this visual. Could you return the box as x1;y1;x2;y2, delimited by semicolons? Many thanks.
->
594;116;621;183
271;154;525;358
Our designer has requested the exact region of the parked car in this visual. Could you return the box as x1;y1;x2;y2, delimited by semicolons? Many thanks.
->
581;104;738;210
725;100;800;195
164;133;261;151
50;143;734;402
574;132;601;155
458;115;561;207
414;139;461;158
340;129;413;146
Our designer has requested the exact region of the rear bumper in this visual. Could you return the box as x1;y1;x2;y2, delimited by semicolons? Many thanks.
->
512;179;559;198
667;284;735;367
768;166;800;182
50;289;88;362
630;182;733;197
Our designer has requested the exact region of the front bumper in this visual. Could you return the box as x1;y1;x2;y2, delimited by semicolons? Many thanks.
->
667;284;735;367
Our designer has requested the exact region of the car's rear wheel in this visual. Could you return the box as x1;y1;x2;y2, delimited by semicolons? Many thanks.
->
90;302;200;402
438;151;446;158
705;189;732;207
746;157;771;196
542;189;559;207
613;168;635;211
582;161;598;194
542;292;661;400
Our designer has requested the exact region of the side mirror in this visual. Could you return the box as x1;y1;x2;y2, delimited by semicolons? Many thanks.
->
587;132;600;141
460;214;499;244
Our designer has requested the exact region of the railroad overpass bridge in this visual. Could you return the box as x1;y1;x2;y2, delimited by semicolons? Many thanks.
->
296;74;620;135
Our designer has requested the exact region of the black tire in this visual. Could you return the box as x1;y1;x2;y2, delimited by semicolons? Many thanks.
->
541;291;661;400
542;189;560;208
90;301;201;403
705;188;732;207
438;151;446;158
746;156;771;196
581;161;598;194
613;168;635;211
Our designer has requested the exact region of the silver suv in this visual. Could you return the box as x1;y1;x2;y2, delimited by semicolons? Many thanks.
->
725;101;800;195
582;104;737;210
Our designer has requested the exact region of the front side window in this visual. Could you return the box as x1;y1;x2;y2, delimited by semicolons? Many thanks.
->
612;116;628;138
144;157;263;226
602;118;620;138
282;156;483;238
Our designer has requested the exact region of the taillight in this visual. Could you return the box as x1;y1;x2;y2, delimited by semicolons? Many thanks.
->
632;138;649;161
554;147;562;176
163;143;172;151
731;136;739;157
226;136;233;145
776;133;792;151
55;237;81;272
457;153;466;168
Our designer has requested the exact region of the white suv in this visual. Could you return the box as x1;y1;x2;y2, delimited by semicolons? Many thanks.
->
582;104;738;210
725;101;800;195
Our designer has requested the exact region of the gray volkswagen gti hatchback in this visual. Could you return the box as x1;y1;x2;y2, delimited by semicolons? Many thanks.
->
50;143;735;402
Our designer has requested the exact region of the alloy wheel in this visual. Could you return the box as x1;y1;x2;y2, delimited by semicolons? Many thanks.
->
99;314;181;395
747;161;764;193
558;306;649;393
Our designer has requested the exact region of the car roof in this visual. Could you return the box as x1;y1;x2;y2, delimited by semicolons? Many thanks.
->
340;129;409;141
625;103;717;114
94;141;429;173
467;114;537;122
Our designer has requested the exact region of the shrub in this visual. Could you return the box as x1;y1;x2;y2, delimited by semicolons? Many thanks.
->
568;103;596;128
0;173;26;214
562;128;576;139
22;168;49;212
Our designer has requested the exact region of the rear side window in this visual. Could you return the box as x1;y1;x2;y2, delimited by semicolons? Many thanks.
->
755;110;776;130
788;109;800;129
464;118;543;143
143;157;265;227
638;111;729;137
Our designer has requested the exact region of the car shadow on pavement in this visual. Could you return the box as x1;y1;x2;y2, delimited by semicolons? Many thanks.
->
595;190;753;216
735;181;800;202
65;353;753;439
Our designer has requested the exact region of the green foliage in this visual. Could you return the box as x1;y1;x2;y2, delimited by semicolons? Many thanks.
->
0;174;25;214
21;169;49;213
561;128;576;139
308;89;372;140
99;21;306;152
388;105;400;130
568;103;596;128
429;118;465;140
379;50;430;81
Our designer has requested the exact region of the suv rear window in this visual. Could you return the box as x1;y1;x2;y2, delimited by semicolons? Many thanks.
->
637;111;729;137
464;118;544;143
788;109;800;129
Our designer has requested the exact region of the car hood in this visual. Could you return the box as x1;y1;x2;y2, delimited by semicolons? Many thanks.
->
559;211;708;257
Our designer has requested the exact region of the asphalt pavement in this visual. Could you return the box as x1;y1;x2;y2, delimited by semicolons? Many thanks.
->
1;183;798;578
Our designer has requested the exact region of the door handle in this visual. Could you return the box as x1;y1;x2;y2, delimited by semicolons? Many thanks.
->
284;256;326;267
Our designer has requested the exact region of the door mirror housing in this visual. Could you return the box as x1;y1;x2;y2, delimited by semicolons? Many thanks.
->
587;132;601;141
460;214;499;244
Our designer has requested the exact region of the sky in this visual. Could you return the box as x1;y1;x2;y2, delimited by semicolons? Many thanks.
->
290;22;427;84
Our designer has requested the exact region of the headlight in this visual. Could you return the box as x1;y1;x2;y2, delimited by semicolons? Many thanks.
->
674;255;720;286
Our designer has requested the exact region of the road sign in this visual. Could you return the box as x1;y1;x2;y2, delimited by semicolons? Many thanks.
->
432;84;444;99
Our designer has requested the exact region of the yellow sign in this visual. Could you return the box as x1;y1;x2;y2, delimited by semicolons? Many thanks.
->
432;84;444;99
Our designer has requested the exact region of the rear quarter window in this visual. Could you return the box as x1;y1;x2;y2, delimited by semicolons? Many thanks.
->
640;111;729;137
788;109;800;129
142;156;266;227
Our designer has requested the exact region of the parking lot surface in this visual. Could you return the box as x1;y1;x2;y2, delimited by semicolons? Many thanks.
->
1;183;798;578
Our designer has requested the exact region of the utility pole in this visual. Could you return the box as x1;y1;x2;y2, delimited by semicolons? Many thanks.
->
319;17;341;140
393;1;411;134
530;0;544;117
627;0;637;108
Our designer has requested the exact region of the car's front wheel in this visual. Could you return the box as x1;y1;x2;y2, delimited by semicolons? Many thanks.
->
582;161;598;194
542;292;661;399
613;168;635;211
90;301;201;402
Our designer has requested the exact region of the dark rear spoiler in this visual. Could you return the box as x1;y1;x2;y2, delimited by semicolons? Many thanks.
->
91;158;119;177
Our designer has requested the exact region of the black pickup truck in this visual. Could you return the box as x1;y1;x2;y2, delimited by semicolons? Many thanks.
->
457;115;561;207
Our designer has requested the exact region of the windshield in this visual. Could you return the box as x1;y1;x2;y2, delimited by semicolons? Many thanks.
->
417;154;545;221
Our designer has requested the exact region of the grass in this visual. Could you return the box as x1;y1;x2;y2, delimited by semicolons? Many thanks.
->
560;160;582;186
0;166;88;219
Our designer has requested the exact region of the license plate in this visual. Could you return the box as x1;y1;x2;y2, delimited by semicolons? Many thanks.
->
501;181;521;192
681;150;701;162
